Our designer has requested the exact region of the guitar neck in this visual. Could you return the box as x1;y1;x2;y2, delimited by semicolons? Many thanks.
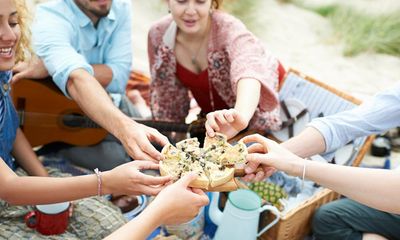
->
61;114;201;133
134;119;191;133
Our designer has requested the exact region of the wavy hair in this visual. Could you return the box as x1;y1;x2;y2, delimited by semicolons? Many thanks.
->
13;0;32;62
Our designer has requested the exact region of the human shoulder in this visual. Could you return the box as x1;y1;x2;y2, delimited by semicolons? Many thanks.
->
148;15;174;42
212;11;247;32
111;0;132;14
36;0;74;19
35;0;77;33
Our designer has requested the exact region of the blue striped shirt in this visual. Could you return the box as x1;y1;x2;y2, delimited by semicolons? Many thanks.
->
309;81;400;154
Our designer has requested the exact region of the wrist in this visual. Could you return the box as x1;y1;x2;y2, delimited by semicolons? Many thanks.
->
288;157;307;177
233;108;251;129
143;201;167;226
114;115;137;141
99;170;113;195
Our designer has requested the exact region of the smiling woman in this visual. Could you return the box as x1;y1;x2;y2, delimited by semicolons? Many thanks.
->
0;0;21;71
0;0;209;239
149;0;285;141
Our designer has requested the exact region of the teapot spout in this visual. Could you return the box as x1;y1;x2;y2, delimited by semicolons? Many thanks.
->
209;192;223;226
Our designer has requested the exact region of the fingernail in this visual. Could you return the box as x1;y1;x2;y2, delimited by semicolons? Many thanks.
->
244;167;251;173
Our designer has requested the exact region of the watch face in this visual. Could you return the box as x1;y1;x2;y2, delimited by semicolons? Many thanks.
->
272;98;310;142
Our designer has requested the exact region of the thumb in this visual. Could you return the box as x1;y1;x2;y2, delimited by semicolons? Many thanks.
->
177;172;198;187
11;72;23;84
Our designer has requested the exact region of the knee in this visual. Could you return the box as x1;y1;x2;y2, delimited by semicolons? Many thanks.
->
312;204;341;236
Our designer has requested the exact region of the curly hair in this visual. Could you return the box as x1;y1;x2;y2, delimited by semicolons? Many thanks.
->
13;0;32;63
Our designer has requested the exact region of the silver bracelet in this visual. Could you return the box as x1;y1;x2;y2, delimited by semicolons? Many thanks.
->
94;168;102;196
301;160;307;191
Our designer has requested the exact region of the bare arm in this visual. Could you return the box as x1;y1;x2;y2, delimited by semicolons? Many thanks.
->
105;173;209;240
244;126;327;181
281;126;326;158
92;64;113;88
0;160;97;205
243;134;400;214
67;69;168;161
295;160;400;214
0;159;171;205
234;78;261;123
205;78;261;139
107;206;160;240
11;128;48;177
12;58;113;88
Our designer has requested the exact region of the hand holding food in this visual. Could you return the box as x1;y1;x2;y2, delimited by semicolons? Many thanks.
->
159;133;248;191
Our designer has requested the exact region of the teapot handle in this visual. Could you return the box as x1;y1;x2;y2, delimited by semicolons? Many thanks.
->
257;205;280;237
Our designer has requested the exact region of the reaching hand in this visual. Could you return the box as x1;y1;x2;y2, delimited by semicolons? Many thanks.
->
149;172;210;225
120;121;170;162
103;161;172;196
12;57;49;84
205;109;248;139
242;134;303;181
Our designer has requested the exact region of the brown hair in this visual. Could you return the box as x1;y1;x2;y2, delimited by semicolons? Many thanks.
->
13;0;32;62
212;0;223;9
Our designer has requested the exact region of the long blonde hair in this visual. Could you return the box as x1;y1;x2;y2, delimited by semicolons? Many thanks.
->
13;0;32;62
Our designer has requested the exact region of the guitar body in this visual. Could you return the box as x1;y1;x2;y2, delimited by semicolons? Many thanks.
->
12;78;107;147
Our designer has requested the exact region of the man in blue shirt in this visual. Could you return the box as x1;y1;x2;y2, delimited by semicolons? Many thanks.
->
242;82;400;240
13;0;165;170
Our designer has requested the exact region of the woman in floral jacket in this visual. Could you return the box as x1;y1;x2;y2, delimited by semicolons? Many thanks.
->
148;0;285;139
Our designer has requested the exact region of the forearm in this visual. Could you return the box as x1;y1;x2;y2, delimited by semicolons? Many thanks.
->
288;160;400;214
11;129;48;177
92;64;113;88
67;69;131;140
0;172;98;205
235;78;261;123
281;127;326;158
105;204;162;240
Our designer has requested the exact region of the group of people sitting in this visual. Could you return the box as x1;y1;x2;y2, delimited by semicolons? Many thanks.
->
0;0;399;239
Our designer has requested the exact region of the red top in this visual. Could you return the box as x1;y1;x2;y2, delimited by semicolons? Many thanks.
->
176;62;229;113
277;61;286;85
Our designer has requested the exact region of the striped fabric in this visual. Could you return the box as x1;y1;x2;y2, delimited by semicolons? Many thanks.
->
274;72;367;165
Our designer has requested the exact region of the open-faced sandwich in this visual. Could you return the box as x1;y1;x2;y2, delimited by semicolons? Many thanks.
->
160;133;248;190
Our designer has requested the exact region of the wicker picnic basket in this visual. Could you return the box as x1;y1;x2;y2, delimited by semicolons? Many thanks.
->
258;69;374;240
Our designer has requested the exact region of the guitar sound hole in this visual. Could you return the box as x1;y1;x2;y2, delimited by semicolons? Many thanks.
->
62;113;86;128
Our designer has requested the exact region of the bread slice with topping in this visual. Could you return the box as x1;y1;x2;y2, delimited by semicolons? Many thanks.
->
161;144;183;162
159;133;246;190
204;133;228;149
218;140;248;165
204;162;235;188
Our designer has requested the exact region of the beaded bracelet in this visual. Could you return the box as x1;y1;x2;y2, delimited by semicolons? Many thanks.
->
94;168;102;196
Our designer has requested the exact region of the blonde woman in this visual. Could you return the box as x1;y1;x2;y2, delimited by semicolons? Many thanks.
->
0;0;208;238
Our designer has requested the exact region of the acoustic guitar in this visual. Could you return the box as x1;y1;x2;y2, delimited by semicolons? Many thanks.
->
12;78;205;147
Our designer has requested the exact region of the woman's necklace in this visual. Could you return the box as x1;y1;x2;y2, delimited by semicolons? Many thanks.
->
190;35;207;73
